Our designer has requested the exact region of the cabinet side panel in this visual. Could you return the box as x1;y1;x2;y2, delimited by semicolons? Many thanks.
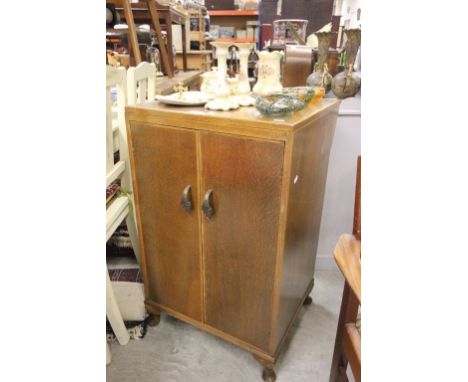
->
275;110;338;349
201;133;284;352
129;122;202;321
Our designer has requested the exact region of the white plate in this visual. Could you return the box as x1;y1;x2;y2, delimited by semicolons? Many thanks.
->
155;91;210;106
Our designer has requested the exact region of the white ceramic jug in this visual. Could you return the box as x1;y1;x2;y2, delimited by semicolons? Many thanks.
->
200;69;219;98
252;50;284;96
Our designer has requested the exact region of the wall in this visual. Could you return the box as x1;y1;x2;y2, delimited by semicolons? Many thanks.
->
316;96;361;269
336;0;362;28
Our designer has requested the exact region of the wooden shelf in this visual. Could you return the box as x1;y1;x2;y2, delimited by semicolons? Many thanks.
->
208;10;258;17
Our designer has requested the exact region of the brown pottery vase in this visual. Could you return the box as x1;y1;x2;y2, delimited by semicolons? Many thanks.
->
306;31;335;93
331;29;361;99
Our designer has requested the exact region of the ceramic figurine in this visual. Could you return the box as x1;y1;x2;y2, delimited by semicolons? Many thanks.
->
331;29;361;99
173;82;188;98
252;50;284;96
205;42;240;111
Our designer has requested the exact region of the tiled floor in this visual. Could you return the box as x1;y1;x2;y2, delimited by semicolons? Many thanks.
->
107;270;345;382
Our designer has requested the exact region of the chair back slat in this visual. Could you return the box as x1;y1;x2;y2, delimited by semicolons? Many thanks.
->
127;62;156;106
106;86;114;174
106;66;127;185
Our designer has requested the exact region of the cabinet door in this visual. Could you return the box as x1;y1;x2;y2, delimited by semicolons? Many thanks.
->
129;123;202;321
200;132;285;351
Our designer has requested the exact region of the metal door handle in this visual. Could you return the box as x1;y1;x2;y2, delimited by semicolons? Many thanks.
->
202;189;214;219
181;185;193;213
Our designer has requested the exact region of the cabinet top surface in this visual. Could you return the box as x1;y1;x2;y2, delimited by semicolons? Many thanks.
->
126;99;340;132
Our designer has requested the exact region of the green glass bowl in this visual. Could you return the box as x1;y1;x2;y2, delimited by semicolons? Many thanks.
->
255;94;305;117
281;86;315;104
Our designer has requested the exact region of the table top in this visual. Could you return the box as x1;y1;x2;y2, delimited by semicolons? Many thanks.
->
127;98;340;135
112;1;188;24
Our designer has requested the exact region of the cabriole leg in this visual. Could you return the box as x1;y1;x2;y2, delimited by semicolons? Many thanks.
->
253;354;277;382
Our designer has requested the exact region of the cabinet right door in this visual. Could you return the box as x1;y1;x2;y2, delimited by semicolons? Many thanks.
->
200;132;285;352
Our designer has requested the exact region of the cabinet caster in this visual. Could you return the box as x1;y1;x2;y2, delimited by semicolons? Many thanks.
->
303;295;313;306
147;313;161;327
262;367;276;382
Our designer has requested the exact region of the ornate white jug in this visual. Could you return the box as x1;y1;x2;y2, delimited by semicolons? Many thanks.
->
253;50;284;96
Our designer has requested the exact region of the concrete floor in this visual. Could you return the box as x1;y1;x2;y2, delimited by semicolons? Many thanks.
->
107;270;345;382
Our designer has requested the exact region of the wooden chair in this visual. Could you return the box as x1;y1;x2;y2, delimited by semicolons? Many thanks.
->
330;156;361;382
106;65;141;351
127;61;156;105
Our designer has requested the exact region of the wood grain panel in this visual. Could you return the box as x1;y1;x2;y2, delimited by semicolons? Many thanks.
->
129;122;203;321
274;107;339;349
200;132;285;352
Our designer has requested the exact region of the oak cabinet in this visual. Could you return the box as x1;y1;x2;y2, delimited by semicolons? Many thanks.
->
126;99;339;380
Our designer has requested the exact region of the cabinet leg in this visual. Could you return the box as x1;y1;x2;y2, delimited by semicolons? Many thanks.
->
303;278;315;305
261;367;276;382
253;355;276;382
303;295;313;305
147;313;161;327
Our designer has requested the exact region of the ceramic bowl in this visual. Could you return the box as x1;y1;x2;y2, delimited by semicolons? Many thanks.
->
255;94;305;117
281;87;315;104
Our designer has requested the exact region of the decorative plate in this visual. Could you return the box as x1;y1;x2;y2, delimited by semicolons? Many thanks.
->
155;91;210;106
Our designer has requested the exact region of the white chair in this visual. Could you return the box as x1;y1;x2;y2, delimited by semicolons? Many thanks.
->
106;65;140;349
127;62;156;105
106;66;140;262
111;62;156;153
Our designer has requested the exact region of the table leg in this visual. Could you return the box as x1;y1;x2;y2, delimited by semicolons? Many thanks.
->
181;23;188;71
165;14;174;72
122;0;141;65
146;1;173;78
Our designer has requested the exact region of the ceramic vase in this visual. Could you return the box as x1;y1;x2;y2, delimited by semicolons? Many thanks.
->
205;42;239;111
331;29;361;99
232;42;256;106
253;50;284;96
235;43;255;94
306;31;335;93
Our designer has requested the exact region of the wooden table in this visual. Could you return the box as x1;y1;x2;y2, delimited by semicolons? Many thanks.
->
155;70;202;95
125;99;340;381
115;1;189;74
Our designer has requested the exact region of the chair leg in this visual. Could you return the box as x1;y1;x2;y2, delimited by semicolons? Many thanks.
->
125;213;140;264
106;340;112;365
329;282;359;382
106;270;130;345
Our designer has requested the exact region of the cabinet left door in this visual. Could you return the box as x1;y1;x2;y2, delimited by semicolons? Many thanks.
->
128;122;203;322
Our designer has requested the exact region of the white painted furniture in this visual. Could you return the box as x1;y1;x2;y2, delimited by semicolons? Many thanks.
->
111;62;156;153
106;65;141;351
127;62;156;105
106;341;112;365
